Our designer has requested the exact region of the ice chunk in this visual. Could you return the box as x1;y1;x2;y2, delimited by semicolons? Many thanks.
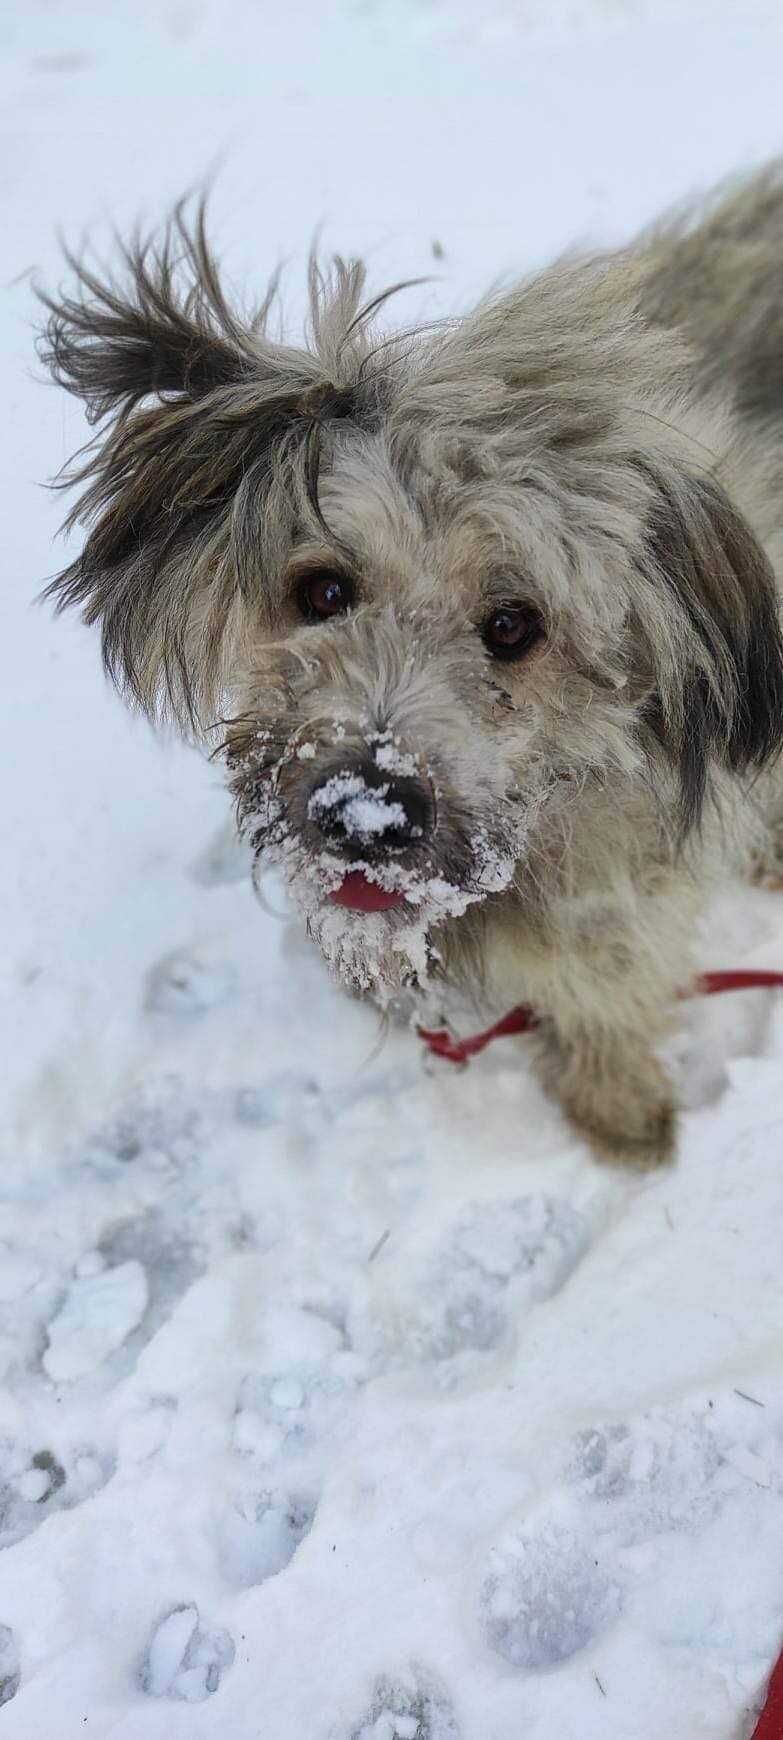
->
43;1261;148;1381
14;1465;51;1503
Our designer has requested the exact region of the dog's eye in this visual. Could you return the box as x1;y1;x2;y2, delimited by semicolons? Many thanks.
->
297;571;355;622
482;603;544;662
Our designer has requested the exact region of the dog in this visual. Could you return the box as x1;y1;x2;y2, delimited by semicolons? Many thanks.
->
38;166;783;1165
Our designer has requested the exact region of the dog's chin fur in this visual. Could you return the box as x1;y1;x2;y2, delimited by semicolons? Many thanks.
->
259;837;518;1005
39;165;783;1161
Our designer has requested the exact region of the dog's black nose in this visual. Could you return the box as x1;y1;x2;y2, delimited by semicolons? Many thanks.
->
306;760;433;855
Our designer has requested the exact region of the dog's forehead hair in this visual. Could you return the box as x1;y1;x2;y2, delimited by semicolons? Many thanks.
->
268;424;572;626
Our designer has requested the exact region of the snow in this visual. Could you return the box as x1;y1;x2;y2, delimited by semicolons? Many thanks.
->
306;772;411;842
373;740;420;781
3;0;783;1736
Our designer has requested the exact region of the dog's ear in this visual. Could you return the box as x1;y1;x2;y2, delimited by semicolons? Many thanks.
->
37;207;375;727
641;465;783;833
38;202;273;422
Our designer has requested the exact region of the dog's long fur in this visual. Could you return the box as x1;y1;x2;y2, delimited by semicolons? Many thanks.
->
39;168;783;1162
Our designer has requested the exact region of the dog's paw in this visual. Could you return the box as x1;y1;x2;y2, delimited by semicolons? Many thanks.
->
537;1024;678;1168
581;1103;677;1169
556;1058;677;1168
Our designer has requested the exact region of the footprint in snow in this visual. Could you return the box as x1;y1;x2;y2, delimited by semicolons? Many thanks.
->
478;1399;777;1676
88;1080;201;1169
138;1605;234;1701
383;1195;591;1363
98;1209;202;1356
233;1071;321;1130
144;949;236;1016
565;1401;779;1542
233;1363;357;1462
342;1668;460;1739
218;1488;316;1589
0;1626;20;1707
0;1441;114;1551
481;1520;622;1670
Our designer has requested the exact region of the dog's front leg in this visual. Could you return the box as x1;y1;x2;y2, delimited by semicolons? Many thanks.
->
533;1015;677;1167
484;896;690;1166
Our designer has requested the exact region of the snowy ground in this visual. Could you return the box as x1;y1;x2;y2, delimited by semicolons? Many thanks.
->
3;1;783;1735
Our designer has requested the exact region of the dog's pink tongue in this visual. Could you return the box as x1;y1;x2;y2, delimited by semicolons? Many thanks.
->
328;872;405;913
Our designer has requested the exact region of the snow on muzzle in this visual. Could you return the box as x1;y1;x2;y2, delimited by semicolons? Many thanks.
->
305;759;436;912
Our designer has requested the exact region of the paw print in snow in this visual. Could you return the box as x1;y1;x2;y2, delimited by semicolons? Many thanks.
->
481;1521;622;1670
345;1669;460;1739
565;1407;735;1540
394;1196;590;1362
233;1364;355;1462
145;949;236;1016
218;1489;316;1589
138;1605;234;1701
0;1440;114;1550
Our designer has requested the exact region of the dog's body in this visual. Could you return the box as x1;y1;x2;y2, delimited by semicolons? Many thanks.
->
41;167;783;1163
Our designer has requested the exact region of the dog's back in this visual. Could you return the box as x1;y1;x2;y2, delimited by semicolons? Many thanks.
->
640;164;783;427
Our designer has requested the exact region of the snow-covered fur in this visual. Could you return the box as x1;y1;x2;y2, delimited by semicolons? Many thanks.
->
39;167;783;1163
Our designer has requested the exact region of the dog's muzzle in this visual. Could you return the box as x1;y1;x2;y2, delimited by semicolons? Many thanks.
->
304;756;436;913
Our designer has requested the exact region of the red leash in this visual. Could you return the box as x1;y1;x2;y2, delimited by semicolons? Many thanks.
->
752;1648;783;1738
418;968;783;1064
419;1003;537;1063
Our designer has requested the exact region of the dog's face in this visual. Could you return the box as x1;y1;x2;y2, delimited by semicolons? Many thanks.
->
227;463;562;992
40;212;783;1000
222;428;653;997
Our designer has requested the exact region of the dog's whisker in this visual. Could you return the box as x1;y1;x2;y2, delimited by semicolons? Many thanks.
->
249;858;290;922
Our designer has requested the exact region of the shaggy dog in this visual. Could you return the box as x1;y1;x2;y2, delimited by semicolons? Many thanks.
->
39;167;783;1164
